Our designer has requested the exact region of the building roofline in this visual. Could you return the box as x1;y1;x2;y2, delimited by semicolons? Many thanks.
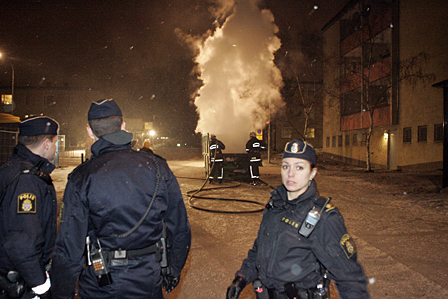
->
432;80;448;88
321;0;359;32
0;85;99;91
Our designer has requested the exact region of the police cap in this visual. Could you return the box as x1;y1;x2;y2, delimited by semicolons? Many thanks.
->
282;139;316;166
19;115;59;136
88;99;123;120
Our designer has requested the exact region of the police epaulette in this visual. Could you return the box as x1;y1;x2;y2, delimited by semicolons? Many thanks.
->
313;196;334;213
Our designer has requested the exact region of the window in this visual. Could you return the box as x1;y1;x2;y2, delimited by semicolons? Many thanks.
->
341;89;362;116
361;133;367;146
1;94;13;105
345;134;350;146
352;134;358;146
326;136;330;147
434;124;443;142
403;127;412;143
282;127;293;139
417;125;427;142
305;128;315;138
338;135;343;147
332;136;336;147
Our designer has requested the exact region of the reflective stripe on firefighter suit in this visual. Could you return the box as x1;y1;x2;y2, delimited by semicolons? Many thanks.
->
245;137;266;179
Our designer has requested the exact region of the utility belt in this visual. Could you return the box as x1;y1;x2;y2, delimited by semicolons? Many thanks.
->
253;279;329;299
87;236;168;287
102;241;161;267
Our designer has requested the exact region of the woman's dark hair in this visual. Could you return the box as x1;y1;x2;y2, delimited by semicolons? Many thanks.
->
88;116;123;137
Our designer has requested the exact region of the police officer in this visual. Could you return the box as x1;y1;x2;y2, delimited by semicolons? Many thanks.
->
245;132;267;185
50;99;191;299
209;134;225;184
227;140;370;299
0;116;59;299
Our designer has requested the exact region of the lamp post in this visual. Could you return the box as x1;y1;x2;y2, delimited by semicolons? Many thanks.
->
0;53;15;112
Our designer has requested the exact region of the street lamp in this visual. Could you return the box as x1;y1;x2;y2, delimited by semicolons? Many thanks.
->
0;53;15;112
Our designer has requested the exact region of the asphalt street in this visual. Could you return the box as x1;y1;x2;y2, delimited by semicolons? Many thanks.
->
52;156;448;299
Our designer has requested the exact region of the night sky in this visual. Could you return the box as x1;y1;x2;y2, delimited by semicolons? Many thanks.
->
0;0;343;141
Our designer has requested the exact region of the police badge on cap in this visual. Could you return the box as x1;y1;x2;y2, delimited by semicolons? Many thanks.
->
282;139;317;165
19;115;59;136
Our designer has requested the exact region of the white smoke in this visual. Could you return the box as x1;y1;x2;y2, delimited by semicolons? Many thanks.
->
193;0;283;152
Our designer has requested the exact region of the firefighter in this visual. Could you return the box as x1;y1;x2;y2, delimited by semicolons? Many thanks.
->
245;132;267;185
209;134;226;184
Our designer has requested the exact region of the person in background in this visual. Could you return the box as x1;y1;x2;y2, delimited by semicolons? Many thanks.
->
0;115;59;299
140;140;154;154
209;134;226;184
245;131;267;185
51;99;191;299
227;139;370;299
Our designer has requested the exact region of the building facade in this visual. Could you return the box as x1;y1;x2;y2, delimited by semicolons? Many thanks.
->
322;0;447;170
0;85;104;150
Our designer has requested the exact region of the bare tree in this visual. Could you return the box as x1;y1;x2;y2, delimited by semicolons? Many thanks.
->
277;28;324;143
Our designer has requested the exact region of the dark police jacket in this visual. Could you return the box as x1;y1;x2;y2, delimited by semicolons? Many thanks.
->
245;137;266;163
236;181;370;299
51;131;191;299
0;143;57;288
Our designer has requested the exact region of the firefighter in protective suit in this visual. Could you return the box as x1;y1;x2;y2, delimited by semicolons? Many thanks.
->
227;139;370;299
209;134;225;184
51;99;191;299
245;132;267;185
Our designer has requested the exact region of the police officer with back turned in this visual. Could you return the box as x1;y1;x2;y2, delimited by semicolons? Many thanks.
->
227;139;370;299
50;99;191;299
0;115;59;299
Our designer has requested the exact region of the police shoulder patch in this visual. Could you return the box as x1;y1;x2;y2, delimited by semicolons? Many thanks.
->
17;193;37;213
340;233;356;258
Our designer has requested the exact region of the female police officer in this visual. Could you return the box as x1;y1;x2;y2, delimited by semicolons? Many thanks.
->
226;139;370;299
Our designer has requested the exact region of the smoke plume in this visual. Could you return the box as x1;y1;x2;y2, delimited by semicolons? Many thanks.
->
191;0;284;152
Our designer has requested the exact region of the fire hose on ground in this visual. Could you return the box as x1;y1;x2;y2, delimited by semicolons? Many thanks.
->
178;153;275;213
